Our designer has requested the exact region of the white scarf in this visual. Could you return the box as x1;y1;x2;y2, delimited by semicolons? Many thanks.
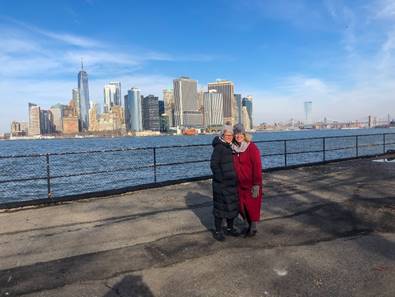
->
231;141;250;153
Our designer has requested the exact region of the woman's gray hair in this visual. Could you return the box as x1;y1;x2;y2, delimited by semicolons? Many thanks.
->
221;124;234;136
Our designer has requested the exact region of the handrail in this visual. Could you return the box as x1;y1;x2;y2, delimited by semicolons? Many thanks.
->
1;132;395;204
1;132;394;159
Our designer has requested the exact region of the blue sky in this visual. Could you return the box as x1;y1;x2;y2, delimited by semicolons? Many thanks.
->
1;0;395;132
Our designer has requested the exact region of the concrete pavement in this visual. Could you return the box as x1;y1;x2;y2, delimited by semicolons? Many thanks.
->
0;156;394;297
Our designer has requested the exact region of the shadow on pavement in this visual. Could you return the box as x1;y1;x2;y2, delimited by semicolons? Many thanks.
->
103;275;154;297
185;191;213;232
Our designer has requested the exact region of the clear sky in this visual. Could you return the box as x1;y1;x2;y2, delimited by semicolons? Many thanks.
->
1;0;394;133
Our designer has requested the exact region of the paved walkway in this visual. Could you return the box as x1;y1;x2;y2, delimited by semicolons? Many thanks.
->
0;156;394;297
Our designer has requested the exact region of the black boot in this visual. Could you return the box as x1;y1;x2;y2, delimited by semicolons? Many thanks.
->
224;218;239;237
213;216;225;241
213;231;225;241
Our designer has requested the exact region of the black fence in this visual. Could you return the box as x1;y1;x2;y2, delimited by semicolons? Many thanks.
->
1;133;395;207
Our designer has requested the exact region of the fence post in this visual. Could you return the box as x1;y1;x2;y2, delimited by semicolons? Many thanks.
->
284;140;287;167
153;147;157;183
356;135;359;157
46;154;52;199
323;137;326;162
383;133;386;154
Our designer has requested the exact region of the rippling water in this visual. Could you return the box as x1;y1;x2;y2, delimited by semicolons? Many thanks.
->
1;128;394;203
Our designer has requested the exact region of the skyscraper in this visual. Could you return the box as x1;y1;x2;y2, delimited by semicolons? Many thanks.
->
142;95;160;131
11;122;28;136
203;90;224;128
242;106;251;130
125;88;143;131
208;80;235;125
28;103;41;136
173;77;201;127
63;99;79;134
234;94;242;124
242;96;253;129
40;110;54;134
163;88;175;127
78;61;90;131
72;88;80;119
50;104;66;133
158;100;165;115
88;103;99;132
304;101;312;125
104;81;122;112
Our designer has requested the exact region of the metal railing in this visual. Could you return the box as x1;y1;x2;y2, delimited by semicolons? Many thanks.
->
1;132;395;207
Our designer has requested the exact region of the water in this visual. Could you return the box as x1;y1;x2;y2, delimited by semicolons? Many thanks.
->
1;128;395;204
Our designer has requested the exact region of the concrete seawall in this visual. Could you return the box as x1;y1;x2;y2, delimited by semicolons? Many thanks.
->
0;156;394;297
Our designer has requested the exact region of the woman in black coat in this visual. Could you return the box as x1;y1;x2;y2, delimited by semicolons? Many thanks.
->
210;124;239;241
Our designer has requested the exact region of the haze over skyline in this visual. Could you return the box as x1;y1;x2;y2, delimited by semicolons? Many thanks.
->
1;0;395;133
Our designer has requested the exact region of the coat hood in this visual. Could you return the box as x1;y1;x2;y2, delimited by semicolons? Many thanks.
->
212;136;228;147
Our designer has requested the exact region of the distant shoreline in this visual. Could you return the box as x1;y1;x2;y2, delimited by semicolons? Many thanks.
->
2;126;395;142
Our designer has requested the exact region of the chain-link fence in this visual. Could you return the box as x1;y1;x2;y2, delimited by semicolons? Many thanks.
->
1;133;395;206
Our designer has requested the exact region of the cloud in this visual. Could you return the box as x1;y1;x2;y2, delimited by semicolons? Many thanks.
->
245;75;395;125
0;19;202;132
375;0;395;19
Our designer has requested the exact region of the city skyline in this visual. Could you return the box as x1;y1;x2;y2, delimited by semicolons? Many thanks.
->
1;0;395;133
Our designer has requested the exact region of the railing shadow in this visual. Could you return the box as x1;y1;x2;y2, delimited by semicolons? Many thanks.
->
263;158;395;260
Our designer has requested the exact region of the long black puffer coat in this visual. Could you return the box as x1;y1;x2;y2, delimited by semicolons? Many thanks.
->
210;136;239;219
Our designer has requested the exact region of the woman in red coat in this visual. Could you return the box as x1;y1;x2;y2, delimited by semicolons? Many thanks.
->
232;124;263;237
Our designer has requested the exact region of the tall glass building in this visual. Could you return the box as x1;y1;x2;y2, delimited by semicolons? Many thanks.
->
104;81;122;112
242;96;253;128
204;90;223;128
142;95;160;131
173;77;200;127
208;80;235;125
125;88;143;131
234;94;242;124
78;62;90;131
304;101;313;125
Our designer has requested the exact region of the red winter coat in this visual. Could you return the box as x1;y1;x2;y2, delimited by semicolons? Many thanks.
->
233;142;263;221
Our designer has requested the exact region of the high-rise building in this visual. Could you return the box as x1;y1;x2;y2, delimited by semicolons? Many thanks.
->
28;103;41;136
197;89;205;110
111;105;125;131
104;81;122;112
142;95;160;131
97;112;116;131
50;104;66;133
234;94;242;124
124;95;130;131
78;61;90;131
163;88;175;127
304;101;312;125
197;89;205;127
11;121;28;136
63;99;79;134
242;106;251;130
72;88;80;119
208;80;235;125
40;110;54;135
160;114;169;132
242;96;253;129
158;100;165;115
125;88;143;131
173;77;202;127
110;81;122;106
88;103;99;132
203;90;224;128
